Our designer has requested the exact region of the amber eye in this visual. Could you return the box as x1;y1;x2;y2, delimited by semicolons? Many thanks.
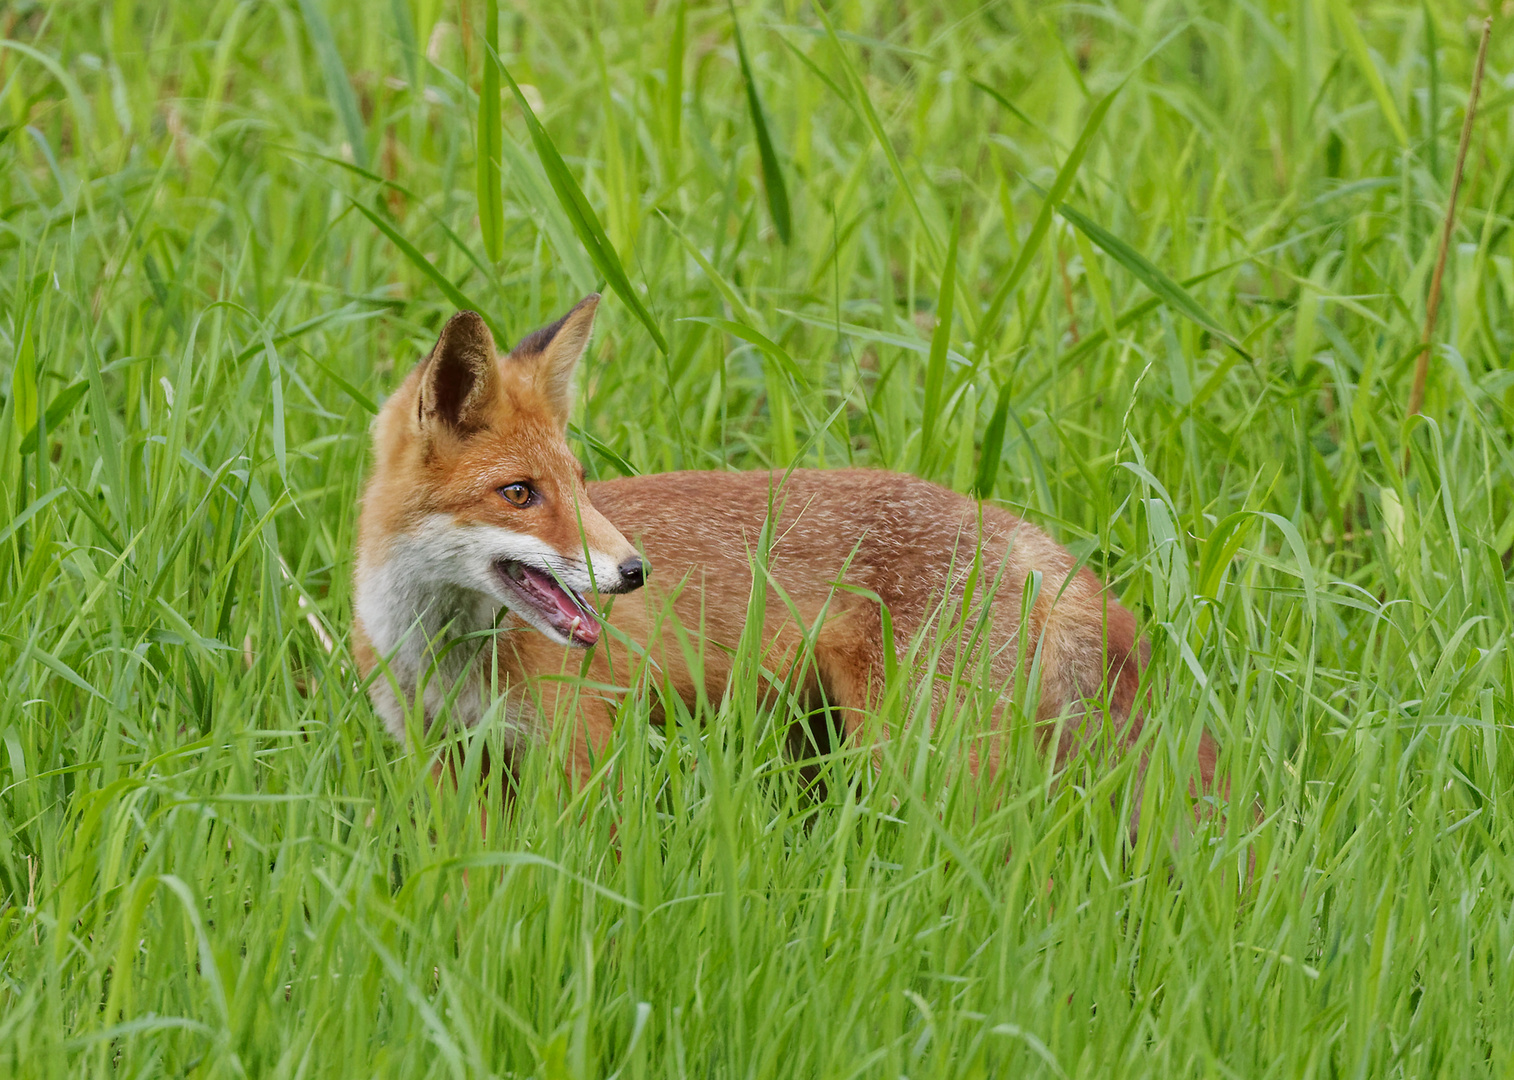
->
498;482;535;508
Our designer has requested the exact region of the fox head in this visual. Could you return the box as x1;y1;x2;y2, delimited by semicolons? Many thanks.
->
356;295;643;653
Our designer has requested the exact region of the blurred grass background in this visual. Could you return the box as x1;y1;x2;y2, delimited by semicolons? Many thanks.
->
2;0;1513;1075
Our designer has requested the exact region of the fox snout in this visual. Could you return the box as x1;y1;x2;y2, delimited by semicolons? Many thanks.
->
606;556;647;594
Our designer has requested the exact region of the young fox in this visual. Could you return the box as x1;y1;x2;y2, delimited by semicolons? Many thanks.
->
353;297;1218;790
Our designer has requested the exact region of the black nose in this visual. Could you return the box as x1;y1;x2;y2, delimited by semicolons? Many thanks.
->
617;557;647;591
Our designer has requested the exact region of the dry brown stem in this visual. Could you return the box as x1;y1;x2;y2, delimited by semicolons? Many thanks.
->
1404;16;1493;470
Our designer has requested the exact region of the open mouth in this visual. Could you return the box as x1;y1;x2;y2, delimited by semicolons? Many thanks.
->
494;559;601;647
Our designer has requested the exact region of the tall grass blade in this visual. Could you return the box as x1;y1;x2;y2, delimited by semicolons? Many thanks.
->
1072;227;1119;343
258;324;288;484
351;200;503;341
476;0;505;263
22;640;105;701
291;148;492;275
977;85;1122;354
18;381;87;456
661;211;765;329
1423;0;1441;178
0;487;65;548
919;213;959;465
390;0;419;91
76;291;128;532
667;1;686;153
972;381;1012;499
1058;257;1249;366
729;1;791;244
971;79;1042;135
567;423;640;477
780;308;968;364
0;41;94;141
1406;15;1491;449
297;0;369;167
680;316;808;386
813;3;940;257
11;306;37;453
1329;0;1409;147
1056;199;1251;358
499;63;669;354
495;137;597;292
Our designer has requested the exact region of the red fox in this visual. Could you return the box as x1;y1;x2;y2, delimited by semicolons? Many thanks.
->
352;297;1218;793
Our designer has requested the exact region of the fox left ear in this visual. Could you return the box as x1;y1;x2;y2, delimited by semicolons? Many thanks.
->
516;294;599;427
419;310;500;437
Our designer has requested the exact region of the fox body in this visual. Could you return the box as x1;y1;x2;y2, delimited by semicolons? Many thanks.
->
353;299;1218;788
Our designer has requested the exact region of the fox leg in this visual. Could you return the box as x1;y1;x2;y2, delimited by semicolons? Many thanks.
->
814;639;1043;789
808;608;896;765
1085;601;1219;797
811;597;1219;793
1060;602;1226;844
803;599;998;775
810;597;1231;862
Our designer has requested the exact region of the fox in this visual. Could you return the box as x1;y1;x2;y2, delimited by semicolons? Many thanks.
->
352;296;1219;798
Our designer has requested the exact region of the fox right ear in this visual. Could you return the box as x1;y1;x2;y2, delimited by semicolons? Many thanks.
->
418;311;499;436
508;294;600;428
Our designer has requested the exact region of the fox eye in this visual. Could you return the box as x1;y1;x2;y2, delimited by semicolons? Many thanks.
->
498;482;535;508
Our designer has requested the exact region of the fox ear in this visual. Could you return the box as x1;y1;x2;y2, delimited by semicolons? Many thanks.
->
513;294;599;426
419;311;499;436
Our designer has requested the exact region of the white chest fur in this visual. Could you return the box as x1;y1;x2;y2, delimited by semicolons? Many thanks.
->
355;522;538;745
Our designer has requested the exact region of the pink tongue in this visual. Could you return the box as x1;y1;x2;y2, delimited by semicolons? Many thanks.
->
521;566;600;645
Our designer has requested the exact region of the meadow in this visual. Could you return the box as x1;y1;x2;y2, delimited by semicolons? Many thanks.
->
2;0;1512;1075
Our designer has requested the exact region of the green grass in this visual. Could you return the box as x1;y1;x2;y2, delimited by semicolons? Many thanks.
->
2;1;1513;1075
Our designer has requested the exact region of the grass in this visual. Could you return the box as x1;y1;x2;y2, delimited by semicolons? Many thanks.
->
2;0;1513;1075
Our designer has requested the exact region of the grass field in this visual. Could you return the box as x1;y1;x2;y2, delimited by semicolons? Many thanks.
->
3;1;1513;1075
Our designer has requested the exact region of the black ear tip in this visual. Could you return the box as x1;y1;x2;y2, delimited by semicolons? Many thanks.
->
437;310;495;345
447;310;488;332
